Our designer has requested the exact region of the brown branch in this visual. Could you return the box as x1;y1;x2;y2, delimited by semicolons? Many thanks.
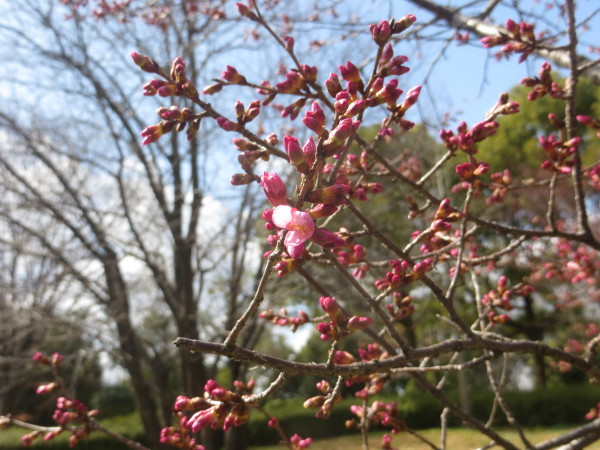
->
405;0;600;84
174;336;600;380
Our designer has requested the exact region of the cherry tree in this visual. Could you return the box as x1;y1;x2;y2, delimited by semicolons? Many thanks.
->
1;0;599;449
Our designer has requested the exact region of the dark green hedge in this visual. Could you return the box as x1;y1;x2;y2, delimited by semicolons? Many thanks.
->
247;383;600;445
2;384;597;448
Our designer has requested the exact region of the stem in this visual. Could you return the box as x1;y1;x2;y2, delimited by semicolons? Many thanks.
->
564;0;592;237
223;235;284;347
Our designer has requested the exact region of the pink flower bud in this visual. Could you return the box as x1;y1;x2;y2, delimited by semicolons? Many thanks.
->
303;137;316;169
221;65;247;84
370;20;391;45
311;227;345;248
306;184;350;206
344;99;366;117
234;101;245;120
157;83;178;97
302;102;327;136
319;296;344;322
170;57;186;82
303;395;325;409
141;121;175;146
347;316;372;331
400;85;422;111
203;82;223;95
283;36;295;51
325;73;343;98
131;52;161;74
333;351;356;365
284;135;309;173
323;118;359;154
308;203;338;219
392;14;416;34
230;173;253;186
505;19;519;35
236;3;258;20
260;172;287;206
180;81;199;100
374;79;402;106
316;321;335;340
216;117;239;132
36;382;58;395
316;380;331;393
339;61;361;84
576;115;599;127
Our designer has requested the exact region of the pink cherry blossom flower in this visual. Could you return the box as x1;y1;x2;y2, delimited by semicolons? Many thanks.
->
272;205;315;258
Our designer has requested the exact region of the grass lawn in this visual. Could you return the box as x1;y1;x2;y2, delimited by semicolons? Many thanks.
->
253;427;600;449
2;420;600;449
0;413;144;449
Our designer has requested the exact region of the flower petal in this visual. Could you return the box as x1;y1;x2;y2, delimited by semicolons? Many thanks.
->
272;205;293;229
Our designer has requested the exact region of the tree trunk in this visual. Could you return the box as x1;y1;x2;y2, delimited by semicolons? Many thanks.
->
104;257;163;448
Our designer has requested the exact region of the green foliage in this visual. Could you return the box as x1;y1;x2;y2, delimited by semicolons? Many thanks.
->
91;384;137;418
246;383;600;445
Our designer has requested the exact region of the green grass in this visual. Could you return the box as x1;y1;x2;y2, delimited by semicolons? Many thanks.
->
2;414;599;449
0;413;144;449
252;427;600;450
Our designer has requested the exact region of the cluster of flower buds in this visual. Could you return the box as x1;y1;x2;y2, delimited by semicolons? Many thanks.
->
486;92;520;120
323;157;384;202
260;172;346;260
585;402;600;421
19;352;99;447
374;258;433;292
539;239;599;285
285;135;317;174
160;414;205;450
136;55;199;100
142;105;201;144
440;120;499;155
259;308;310;332
22;397;96;448
32;351;64;367
234;139;270;180
386;292;414;320
133;54;206;144
371;14;417;47
481;19;537;62
455;159;490;184
486;169;511;205
538;134;580;174
337;244;369;279
347;401;406;434
376;45;409;80
203;65;248;95
482;276;534;324
340;343;391;396
521;62;563;101
289;433;313;449
303;379;341;419
411;198;461;254
277;66;318;95
177;380;250;433
316;296;372;341
234;100;261;124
